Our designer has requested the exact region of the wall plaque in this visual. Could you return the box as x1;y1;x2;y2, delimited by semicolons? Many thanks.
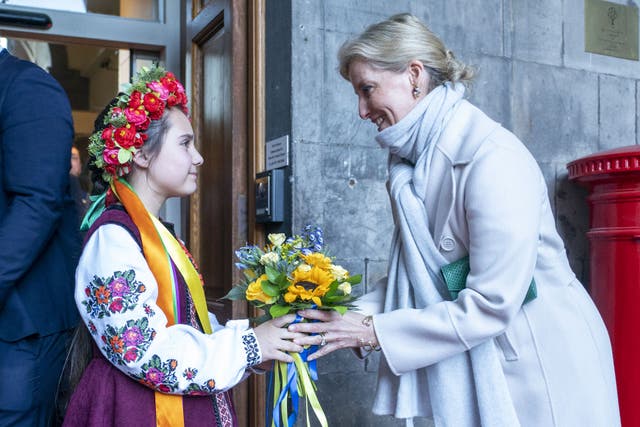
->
265;135;289;171
585;0;639;60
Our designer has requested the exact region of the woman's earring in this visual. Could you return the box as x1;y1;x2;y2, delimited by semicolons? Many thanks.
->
412;85;422;99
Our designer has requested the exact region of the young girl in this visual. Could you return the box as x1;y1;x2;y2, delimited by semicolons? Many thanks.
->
62;66;303;426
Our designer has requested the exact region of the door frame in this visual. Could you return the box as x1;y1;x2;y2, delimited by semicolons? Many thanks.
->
185;0;266;424
0;2;182;72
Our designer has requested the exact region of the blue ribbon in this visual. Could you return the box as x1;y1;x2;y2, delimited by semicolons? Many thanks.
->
269;313;319;427
273;358;299;427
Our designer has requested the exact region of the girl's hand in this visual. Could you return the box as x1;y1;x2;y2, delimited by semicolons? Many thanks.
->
253;314;305;363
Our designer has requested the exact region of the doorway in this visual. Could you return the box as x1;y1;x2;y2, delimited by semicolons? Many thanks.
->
0;0;184;232
185;0;265;424
1;0;265;423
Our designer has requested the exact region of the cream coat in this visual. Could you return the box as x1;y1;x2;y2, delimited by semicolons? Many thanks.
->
369;101;620;426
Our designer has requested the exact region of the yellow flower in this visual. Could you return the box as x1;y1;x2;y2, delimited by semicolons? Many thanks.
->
283;290;298;304
338;282;352;295
285;265;334;306
330;264;349;282
291;264;333;288
260;252;279;265
302;253;332;270
246;274;276;304
268;233;286;247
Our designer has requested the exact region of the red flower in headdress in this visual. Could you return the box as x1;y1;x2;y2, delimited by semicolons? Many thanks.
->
124;107;148;129
114;124;136;149
143;92;165;120
89;65;190;181
128;91;143;109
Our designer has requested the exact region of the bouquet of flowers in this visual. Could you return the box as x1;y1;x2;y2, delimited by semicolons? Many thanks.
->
225;225;361;427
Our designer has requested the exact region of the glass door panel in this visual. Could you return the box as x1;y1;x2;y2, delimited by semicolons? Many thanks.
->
1;36;159;196
2;0;159;21
0;0;182;233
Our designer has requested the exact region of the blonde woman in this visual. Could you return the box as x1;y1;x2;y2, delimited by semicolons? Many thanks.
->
291;13;620;427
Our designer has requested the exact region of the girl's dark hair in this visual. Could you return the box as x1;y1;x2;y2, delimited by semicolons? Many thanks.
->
88;96;119;195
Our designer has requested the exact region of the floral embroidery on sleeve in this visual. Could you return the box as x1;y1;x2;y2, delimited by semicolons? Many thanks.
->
81;270;145;318
242;331;261;367
127;355;220;395
143;303;156;317
87;320;97;335
77;224;257;394
131;355;179;393
183;367;198;380
101;318;156;365
185;379;217;396
180;367;217;395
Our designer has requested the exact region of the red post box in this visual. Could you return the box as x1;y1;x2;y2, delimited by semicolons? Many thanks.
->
567;145;640;426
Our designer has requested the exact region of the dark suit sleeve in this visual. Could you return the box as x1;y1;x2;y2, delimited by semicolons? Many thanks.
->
0;62;74;309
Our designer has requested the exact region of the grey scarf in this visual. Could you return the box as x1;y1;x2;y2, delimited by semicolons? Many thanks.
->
374;83;520;427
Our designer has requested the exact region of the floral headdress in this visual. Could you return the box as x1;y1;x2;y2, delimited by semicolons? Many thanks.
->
88;65;188;183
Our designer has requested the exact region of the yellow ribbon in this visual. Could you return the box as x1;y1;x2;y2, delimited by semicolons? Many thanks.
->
271;356;327;427
273;361;288;427
150;215;212;334
112;179;211;426
292;354;327;427
113;181;178;325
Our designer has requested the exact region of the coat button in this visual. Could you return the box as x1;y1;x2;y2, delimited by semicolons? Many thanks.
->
440;236;456;252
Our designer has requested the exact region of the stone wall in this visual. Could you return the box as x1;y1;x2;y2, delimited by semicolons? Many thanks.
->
274;1;640;424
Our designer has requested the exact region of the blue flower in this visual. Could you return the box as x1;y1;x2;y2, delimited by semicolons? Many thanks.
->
235;245;262;265
301;225;324;251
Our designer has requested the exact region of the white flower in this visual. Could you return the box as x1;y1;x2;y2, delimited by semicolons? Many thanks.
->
338;282;352;295
268;233;286;247
297;263;312;273
330;264;349;282
260;252;279;265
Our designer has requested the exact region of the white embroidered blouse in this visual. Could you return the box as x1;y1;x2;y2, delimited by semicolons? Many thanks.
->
75;223;262;395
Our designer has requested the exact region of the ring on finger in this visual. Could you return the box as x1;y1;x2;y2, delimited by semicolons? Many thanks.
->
319;331;327;347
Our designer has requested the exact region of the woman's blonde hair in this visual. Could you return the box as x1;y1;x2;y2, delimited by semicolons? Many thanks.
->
338;13;474;88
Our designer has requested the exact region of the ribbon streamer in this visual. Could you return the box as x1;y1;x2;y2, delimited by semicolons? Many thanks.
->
268;315;327;427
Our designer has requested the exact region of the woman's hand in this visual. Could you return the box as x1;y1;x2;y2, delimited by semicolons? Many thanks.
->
288;310;379;361
253;314;306;363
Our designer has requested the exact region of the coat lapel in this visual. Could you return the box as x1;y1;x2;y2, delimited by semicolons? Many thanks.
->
422;149;454;245
427;101;501;245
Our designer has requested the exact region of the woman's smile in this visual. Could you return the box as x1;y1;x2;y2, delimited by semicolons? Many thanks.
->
374;116;386;130
348;59;422;133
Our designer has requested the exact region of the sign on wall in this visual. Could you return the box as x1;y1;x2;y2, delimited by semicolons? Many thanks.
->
265;135;289;171
585;0;639;60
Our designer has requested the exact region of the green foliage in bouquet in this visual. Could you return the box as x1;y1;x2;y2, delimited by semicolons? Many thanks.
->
224;226;361;322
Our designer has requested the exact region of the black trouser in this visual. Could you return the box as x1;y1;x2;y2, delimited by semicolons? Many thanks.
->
0;330;72;427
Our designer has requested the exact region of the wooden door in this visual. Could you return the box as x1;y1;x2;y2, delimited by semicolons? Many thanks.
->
185;0;266;425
